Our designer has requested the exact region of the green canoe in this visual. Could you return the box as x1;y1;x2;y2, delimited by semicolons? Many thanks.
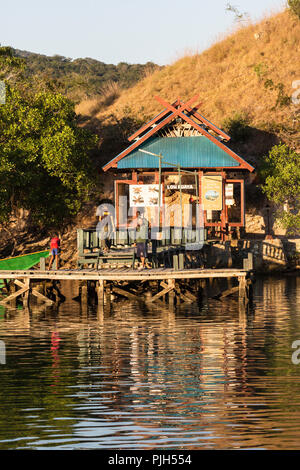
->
0;250;50;289
0;250;50;271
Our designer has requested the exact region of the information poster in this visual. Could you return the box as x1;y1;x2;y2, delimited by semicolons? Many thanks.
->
225;183;234;206
129;184;162;207
201;175;223;211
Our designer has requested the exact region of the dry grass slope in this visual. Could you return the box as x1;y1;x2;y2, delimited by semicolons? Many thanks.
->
76;10;300;150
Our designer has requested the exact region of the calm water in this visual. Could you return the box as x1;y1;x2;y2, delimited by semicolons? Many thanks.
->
1;275;300;450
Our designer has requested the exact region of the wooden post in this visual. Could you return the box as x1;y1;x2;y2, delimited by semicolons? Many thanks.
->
247;278;253;303
97;280;105;305
81;281;88;305
77;229;84;257
243;258;249;270
40;257;46;271
105;282;111;305
238;276;246;304
22;279;30;308
168;279;175;307
179;253;184;270
173;255;178;271
247;252;253;270
10;282;17;308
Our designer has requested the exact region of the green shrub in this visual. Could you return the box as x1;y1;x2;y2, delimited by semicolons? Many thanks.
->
261;143;300;234
288;0;300;19
222;112;251;141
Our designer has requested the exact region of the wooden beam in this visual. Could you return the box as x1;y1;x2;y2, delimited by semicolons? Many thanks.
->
102;95;199;171
154;96;254;172
0;285;29;304
128;99;180;142
128;99;204;142
213;285;239;299
112;286;140;301
178;100;230;141
161;280;194;303
14;279;54;305
31;287;54;305
148;284;174;303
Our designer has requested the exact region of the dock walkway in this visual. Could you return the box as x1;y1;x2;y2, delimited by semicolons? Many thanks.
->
0;267;248;281
0;267;251;307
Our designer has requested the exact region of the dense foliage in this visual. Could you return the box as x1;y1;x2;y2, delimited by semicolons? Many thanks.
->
0;47;98;229
261;144;300;234
14;49;160;103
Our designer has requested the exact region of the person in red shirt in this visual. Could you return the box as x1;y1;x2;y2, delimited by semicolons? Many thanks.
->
48;234;61;270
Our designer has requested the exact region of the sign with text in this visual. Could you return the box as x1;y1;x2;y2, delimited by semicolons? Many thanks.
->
166;184;195;190
202;175;223;211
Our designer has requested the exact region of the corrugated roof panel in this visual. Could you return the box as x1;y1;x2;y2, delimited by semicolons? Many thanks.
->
117;136;240;169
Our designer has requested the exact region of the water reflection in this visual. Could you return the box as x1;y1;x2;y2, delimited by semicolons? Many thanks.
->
0;276;300;449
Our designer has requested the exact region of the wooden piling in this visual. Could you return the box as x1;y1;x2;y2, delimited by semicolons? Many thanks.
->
22;279;30;308
9;282;17;308
97;280;105;305
104;282;111;304
40;257;46;271
168;279;175;307
81;281;88;305
238;276;247;304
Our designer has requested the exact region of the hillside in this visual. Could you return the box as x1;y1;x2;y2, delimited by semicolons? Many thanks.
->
76;9;300;168
14;49;161;103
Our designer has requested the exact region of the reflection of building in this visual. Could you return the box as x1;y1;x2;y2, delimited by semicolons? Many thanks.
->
103;96;254;239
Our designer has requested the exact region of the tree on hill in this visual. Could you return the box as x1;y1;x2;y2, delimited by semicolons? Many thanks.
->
0;47;98;230
261;144;300;234
288;0;300;19
0;46;24;83
13;49;161;103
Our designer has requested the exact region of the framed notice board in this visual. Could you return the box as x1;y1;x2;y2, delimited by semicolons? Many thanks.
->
201;175;223;211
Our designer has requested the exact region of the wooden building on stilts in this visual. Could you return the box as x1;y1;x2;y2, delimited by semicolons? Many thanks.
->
102;95;254;242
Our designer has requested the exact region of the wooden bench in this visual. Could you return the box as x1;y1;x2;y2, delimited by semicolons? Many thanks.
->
78;250;136;269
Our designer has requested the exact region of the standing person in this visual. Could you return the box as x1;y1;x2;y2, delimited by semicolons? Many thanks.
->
132;210;141;226
48;234;61;270
96;205;115;252
134;215;149;270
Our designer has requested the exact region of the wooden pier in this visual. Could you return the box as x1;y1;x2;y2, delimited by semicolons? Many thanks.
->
0;267;252;308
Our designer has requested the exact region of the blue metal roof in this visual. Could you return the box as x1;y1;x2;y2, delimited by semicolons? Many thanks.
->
117;136;241;169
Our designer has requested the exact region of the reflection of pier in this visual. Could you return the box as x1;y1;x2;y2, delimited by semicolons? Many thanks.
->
0;267;252;309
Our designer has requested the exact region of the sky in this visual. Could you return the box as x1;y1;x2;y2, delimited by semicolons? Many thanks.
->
0;0;286;65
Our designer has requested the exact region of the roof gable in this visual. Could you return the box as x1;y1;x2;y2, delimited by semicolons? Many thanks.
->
117;136;245;169
102;96;254;172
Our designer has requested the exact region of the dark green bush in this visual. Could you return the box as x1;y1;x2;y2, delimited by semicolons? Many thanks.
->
288;0;300;19
222;112;251;141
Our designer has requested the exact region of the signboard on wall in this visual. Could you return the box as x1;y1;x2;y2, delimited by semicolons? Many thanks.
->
225;183;234;206
129;184;162;207
201;175;223;211
225;183;233;198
